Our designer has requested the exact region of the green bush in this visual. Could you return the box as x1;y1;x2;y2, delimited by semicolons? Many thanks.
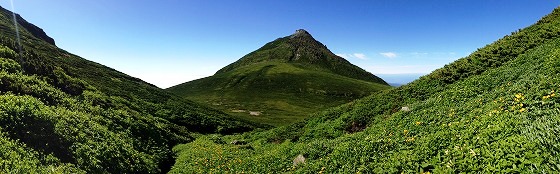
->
0;57;21;74
0;45;17;59
0;131;84;173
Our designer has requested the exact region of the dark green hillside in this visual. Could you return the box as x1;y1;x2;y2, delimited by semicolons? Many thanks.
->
0;6;255;173
170;61;389;126
168;29;390;126
171;7;560;173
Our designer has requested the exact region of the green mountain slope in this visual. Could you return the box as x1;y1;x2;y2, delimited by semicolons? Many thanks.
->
168;29;390;126
0;6;256;173
216;29;387;84
171;7;560;173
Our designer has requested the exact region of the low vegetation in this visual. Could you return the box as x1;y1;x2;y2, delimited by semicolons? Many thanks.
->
3;3;560;173
169;61;389;126
171;7;560;173
0;6;257;173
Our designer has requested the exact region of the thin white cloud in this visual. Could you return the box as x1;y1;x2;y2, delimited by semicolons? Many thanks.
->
353;53;366;59
380;52;397;58
335;53;367;60
433;52;459;55
408;52;460;57
409;52;428;56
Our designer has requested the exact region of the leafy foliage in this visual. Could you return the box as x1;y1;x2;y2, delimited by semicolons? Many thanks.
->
0;57;20;74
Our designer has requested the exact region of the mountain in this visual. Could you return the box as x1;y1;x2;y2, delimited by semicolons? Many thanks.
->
171;7;560;173
216;29;387;84
0;6;258;173
167;29;390;126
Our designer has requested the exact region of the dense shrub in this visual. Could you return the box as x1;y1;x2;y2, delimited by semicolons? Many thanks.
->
0;57;20;73
0;7;257;173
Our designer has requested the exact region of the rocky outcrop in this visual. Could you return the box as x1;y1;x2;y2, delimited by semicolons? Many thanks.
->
15;14;56;46
293;154;306;167
290;29;312;38
0;6;56;46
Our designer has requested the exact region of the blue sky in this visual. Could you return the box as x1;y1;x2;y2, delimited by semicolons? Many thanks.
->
1;1;559;88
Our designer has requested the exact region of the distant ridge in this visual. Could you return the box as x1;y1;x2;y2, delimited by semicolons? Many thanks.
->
0;6;55;45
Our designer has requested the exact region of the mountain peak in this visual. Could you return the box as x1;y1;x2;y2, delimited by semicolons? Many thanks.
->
215;29;388;85
290;29;312;38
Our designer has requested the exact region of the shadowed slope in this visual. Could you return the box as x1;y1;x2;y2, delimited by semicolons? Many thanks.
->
0;5;257;173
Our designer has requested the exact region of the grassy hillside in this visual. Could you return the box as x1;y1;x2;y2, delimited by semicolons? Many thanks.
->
168;29;390;126
0;6;256;173
169;61;389;126
170;7;560;173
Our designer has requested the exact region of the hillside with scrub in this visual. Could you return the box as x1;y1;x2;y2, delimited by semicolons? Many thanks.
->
0;5;259;173
170;7;560;173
